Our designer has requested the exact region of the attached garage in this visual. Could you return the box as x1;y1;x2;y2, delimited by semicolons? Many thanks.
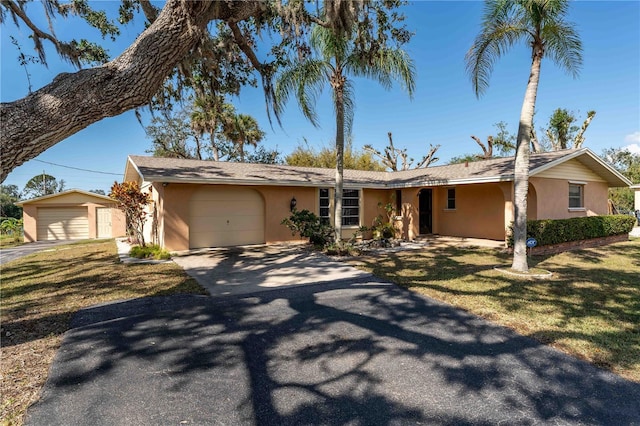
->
18;189;126;243
189;186;265;248
37;207;89;241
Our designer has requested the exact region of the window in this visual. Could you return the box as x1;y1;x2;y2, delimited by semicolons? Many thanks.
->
569;183;584;209
318;188;360;226
342;189;360;226
395;190;402;215
446;188;456;210
319;188;330;224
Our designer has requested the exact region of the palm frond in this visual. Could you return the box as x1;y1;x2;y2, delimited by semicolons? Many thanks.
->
275;58;329;128
311;24;350;63
541;19;582;78
348;48;416;98
466;1;528;97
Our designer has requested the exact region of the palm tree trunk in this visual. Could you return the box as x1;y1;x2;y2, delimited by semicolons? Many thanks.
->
333;85;345;246
512;48;543;272
194;134;203;160
210;133;219;161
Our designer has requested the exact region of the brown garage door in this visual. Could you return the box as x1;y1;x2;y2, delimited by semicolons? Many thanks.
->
37;207;89;241
189;187;264;248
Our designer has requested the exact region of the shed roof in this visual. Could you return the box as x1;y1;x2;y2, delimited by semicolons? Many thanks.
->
124;148;631;189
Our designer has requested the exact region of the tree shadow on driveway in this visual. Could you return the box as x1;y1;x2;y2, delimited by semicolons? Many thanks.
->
25;277;640;426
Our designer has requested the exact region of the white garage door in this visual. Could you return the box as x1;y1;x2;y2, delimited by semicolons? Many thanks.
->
37;207;89;241
189;187;265;248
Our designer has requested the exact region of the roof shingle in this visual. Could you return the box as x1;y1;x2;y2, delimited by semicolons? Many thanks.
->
126;148;629;188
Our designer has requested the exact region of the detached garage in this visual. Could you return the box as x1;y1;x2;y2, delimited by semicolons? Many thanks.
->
18;190;126;242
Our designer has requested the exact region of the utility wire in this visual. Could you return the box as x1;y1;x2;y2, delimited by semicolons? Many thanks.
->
33;159;122;176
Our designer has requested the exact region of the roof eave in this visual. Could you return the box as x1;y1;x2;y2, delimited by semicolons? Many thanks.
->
530;148;632;187
124;156;145;183
16;189;117;206
140;176;390;189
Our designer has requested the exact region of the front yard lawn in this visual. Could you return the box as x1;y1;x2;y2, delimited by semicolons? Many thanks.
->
353;238;640;383
0;234;23;247
0;240;207;426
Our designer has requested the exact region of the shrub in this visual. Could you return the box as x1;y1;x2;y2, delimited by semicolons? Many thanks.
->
324;242;360;256
281;209;334;246
507;215;636;247
129;244;171;260
0;217;23;242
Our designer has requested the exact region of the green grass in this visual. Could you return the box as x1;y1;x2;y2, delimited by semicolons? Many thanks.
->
0;233;23;247
0;239;207;426
352;239;640;383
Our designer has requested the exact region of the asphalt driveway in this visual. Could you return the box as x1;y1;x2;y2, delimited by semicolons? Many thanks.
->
0;240;76;265
24;246;640;425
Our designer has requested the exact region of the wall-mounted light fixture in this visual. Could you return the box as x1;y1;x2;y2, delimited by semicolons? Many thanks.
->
162;182;169;187
290;196;297;212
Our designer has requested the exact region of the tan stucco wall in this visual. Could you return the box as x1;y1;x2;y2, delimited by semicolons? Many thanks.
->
109;207;127;238
22;205;37;242
530;177;609;219
392;188;420;240
151;175;612;250
260;185;316;243
432;183;506;241
21;200;125;243
156;184;193;251
361;189;396;234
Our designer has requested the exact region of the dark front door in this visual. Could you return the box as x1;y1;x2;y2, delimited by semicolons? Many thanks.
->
419;189;432;234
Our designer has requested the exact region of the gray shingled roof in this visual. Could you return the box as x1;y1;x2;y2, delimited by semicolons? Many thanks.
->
125;148;630;188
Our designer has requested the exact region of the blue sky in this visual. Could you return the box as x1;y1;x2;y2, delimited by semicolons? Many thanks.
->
2;1;639;195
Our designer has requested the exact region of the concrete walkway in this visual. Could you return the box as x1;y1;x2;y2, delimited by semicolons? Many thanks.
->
172;244;369;297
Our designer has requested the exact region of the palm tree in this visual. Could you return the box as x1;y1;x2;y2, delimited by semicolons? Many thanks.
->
223;113;265;162
191;95;230;161
275;25;415;244
466;0;582;272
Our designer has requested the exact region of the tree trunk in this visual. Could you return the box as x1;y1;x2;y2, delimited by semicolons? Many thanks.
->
239;141;245;162
573;111;595;149
512;48;543;272
0;0;263;182
333;82;345;246
210;133;220;162
194;134;203;160
530;128;543;153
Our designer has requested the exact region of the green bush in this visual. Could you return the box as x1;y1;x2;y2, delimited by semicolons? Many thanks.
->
0;217;23;242
281;209;334;246
507;215;636;247
129;244;171;260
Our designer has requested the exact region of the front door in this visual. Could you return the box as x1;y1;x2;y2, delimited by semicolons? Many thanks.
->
419;189;432;234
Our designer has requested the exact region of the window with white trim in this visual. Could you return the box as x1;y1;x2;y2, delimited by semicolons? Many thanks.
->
446;188;456;210
319;188;330;224
569;183;584;209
